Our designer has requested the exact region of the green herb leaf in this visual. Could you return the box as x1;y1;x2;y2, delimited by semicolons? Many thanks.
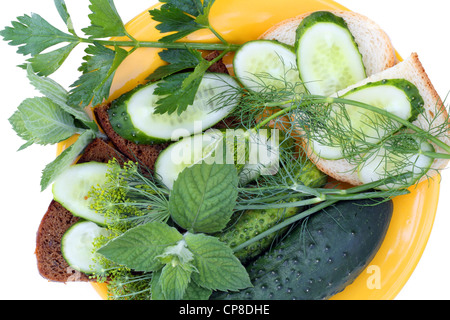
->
152;272;212;300
0;13;77;56
185;232;252;292
26;43;78;77
68;43;129;107
153;72;202;115
150;0;215;43
159;263;193;300
147;48;202;82
16;97;79;145
169;162;238;234
97;222;183;272
182;282;212;300
54;0;77;35
8;110;37;151
82;0;127;38
25;65;96;129
40;129;95;191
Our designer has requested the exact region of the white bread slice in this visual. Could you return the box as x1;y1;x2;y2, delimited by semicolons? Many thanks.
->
305;53;449;186
259;10;397;77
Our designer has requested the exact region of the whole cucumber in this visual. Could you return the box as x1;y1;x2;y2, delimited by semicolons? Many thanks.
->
213;198;393;300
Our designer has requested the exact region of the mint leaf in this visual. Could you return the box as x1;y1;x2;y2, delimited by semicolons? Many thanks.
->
169;162;238;234
82;0;127;38
8;110;37;150
26;65;96;129
185;233;252;292
159;263;193;300
150;270;165;300
98;222;183;272
0;13;77;56
68;43;129;107
26;43;78;76
147;49;202;82
182;282;212;300
152;273;212;300
40;129;95;190
17;97;79;145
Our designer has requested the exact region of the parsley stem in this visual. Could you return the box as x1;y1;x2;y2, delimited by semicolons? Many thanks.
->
85;39;240;52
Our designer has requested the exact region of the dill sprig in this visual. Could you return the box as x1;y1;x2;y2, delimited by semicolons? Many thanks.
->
220;65;450;191
89;159;170;233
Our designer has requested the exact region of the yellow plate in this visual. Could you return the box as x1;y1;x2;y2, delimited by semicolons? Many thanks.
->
83;0;440;300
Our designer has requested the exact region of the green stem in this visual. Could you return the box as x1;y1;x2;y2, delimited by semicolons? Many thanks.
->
253;94;450;156
81;38;240;52
326;96;450;154
208;25;229;46
232;200;338;253
421;150;450;159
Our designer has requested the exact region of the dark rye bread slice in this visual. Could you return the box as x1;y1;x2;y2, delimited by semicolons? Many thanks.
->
35;138;129;282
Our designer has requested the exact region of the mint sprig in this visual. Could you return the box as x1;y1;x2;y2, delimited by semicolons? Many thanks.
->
98;223;252;300
8;65;102;190
96;161;251;299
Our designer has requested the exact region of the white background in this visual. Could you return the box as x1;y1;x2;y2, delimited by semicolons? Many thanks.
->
0;0;448;300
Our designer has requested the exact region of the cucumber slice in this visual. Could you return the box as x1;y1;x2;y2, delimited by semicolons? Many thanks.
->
237;128;281;185
358;138;434;190
154;128;280;189
52;162;110;225
233;40;302;97
108;73;240;144
295;11;366;96
61;221;111;274
309;79;425;160
154;130;228;189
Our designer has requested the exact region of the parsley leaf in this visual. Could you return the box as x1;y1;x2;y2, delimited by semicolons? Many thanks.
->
68;43;129;107
169;162;239;233
153;51;213;115
82;0;127;38
150;0;215;43
147;48;202;82
25;42;78;77
0;13;77;56
54;0;77;36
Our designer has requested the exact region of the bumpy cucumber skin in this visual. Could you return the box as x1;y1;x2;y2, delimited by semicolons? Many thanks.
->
343;79;425;122
218;206;299;264
213;198;393;300
217;160;327;263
